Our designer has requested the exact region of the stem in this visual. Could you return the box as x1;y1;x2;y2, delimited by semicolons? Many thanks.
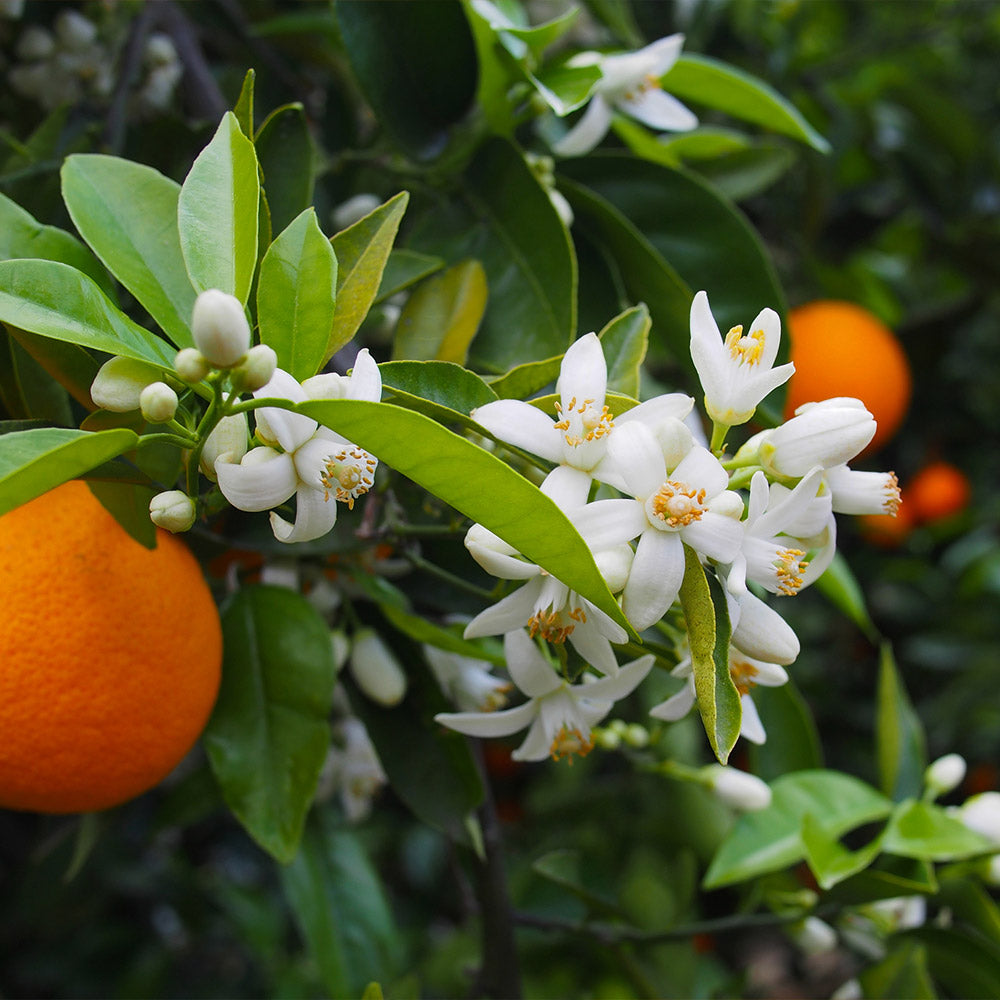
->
402;549;499;601
709;421;730;456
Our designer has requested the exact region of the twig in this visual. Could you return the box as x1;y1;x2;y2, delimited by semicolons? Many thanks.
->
154;1;227;124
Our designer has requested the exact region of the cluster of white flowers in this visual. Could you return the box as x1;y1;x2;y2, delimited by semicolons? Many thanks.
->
435;289;901;769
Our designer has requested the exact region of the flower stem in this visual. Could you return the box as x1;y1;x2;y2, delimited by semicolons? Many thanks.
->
709;421;730;456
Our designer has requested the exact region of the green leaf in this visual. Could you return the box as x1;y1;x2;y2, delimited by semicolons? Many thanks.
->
801;812;884;890
704;770;893;888
177;112;260;304
257;208;337;380
378;360;498;428
86;480;156;549
464;0;516;133
376;249;445;302
693;143;798;202
877;641;926;801
0;190;111;295
0;329;73;426
205;586;338;863
281;807;400;997
746;678;824;781
232;68;255;137
382;604;505;666
329;192;409;362
297;398;630;635
815;550;878;640
860;940;938;1000
392;259;487;364
532;849;622;915
487;354;562;400
678;546;740;764
939;878;1000;946
7;327;99;410
903;926;1000;999
883;799;994;861
255;104;314;236
597;304;649;398
661;53;831;153
61;155;197;348
827;855;938;906
0;258;177;367
0;426;139;516
530;61;602;116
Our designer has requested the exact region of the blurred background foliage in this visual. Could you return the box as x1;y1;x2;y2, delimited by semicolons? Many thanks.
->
1;0;998;997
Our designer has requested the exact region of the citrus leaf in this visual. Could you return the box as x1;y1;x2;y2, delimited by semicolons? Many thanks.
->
598;304;649;398
860;940;937;1000
815;550;878;640
378;360;498;428
877;641;926;801
232;68;255;137
8;327;99;410
882;799;994;861
903;926;1000;999
747;677;823;780
0;329;73;426
801;812;884;889
255;103;314;236
381;604;505;666
375;249;444;302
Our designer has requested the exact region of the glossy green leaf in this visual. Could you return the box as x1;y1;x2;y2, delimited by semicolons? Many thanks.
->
877;641;926;801
704;770;893;888
487;354;562;400
255;104;313;236
464;0;516;133
86;480;157;549
598;304;649;398
801;812;884;890
659;126;755;162
61;155;196;348
678;546;740;764
903;926;1000;999
694;144;798;202
816;550;878;640
205;585;338;863
0;426;139;516
378;360;498;428
297;399;630;634
747;678;824;780
329;192;409;362
0;330;72;426
532;849;621;915
257;208;337;381
177;112;260;304
376;249;445;302
0;259;177;367
392;259;487;364
282;807;400;997
883;799;994;861
10;323;101;410
860;940;937;1000
382;604;505;666
530;61;602;116
0;190;111;295
827;855;938;906
661;53;831;153
232;68;255;137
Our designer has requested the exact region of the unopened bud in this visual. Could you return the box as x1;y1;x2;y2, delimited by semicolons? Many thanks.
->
149;490;196;532
957;791;1000;843
623;723;649;748
349;629;407;707
704;764;772;811
791;916;838;955
924;753;966;797
199;413;248;480
139;381;178;423
91;356;156;411
762;398;877;476
239;344;278;391
330;630;351;673
191;289;251;368
54;9;97;50
175;347;210;383
594;544;634;594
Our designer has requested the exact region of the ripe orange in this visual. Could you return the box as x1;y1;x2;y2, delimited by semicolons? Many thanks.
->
784;300;912;454
907;461;971;523
858;503;915;549
0;480;222;813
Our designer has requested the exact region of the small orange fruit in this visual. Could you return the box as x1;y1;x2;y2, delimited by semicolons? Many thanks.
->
784;300;912;454
0;480;222;813
907;461;971;523
858;502;915;548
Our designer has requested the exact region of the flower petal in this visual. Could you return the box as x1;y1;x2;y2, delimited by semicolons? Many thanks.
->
573;498;646;550
216;448;296;511
471;399;563;463
557;332;607;410
346;348;382;402
567;621;619;677
682;510;743;563
270;484;339;543
580;654;654;702
504;629;563;697
739;694;767;745
464;579;541;639
619;87;697;132
671;445;729;498
605;421;666;500
435;700;538;739
540;464;592;510
689;291;727;399
617;392;694;430
254;368;317;453
622;529;684;630
552;94;613;157
649;681;695;721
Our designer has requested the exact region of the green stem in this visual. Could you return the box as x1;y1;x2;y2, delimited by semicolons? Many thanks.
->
709;421;730;456
136;431;198;450
402;549;499;601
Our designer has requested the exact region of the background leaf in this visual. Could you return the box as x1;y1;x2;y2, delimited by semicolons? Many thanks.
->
597;304;650;398
254;104;314;236
876;641;927;801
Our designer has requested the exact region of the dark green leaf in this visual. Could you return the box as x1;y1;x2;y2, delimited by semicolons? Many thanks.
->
877;641;926;801
860;940;938;1000
381;604;505;666
487;354;562;400
827;855;938;906
693;144;798;202
10;324;101;409
903;926;1000;999
205;586;338;863
598;304;649;398
746;678;824;780
86;480;157;549
375;249;444;302
815;551;878;640
255;104;314;236
0;329;72;426
532;849;622;916
939;878;1000;947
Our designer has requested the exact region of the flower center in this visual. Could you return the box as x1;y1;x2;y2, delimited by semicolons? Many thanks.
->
554;396;614;448
549;724;594;763
649;480;707;528
729;658;760;696
624;73;661;102
724;324;766;366
774;548;808;595
528;604;586;644
320;447;377;509
884;471;902;516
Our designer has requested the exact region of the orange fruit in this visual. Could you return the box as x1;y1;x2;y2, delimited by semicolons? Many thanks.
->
907;461;971;523
858;503;915;548
0;480;222;813
784;300;912;454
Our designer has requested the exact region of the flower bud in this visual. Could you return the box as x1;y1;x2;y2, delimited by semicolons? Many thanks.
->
91;356;157;411
957;791;1000;843
924;753;966;797
239;344;278;392
139;381;178;423
729;590;800;666
329;630;351;673
149;490;196;532
174;347;210;383
16;25;54;60
349;629;407;707
761;398;877;476
594;544;634;594
54;9;98;50
703;764;772;811
199;413;248;480
191;289;251;368
791;916;838;955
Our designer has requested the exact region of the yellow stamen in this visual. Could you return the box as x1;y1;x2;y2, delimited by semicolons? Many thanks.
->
775;548;808;596
729;659;760;697
651;481;707;527
528;610;574;644
884;471;902;516
320;446;376;509
549;724;594;763
724;324;767;366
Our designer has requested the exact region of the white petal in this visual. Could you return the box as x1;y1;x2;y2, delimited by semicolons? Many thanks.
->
580;654;653;702
637;33;685;75
617;392;694;429
435;700;537;739
464;580;540;639
739;695;767;745
671;445;729;498
649;681;696;721
504;629;562;697
619;87;697;132
471;399;563;463
748;307;782;369
510;713;556;761
468;543;540;580
689;291;727;399
567;622;619;677
622;529;684;630
270;484;339;543
572;498;647;549
254;368;317;453
552;95;613;157
346;348;382;401
801;517;837;587
557;332;607;410
682;510;743;562
216;448;296;511
540;464;592;510
605;421;666;499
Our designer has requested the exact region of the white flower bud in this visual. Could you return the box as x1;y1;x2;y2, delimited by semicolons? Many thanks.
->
349;629;407;707
149;490;196;532
16;25;54;60
791;915;838;955
703;764;772;811
761;398;877;476
239;344;278;391
139;381;178;423
199;413;249;480
174;347;210;383
924;753;966;797
825;464;902;516
191;289;251;368
54;9;98;50
330;630;351;672
91;356;157;411
985;855;1000;887
830;979;863;1000
656;417;695;470
729;589;800;666
957;792;1000;843
594;544;634;594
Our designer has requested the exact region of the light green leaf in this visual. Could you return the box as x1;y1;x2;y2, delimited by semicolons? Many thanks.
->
61;155;197;348
232;68;255;137
661;53;831;153
0;259;176;367
177;112;260;304
827;855;938;906
297;398;630;635
382;605;505;666
704;770;893;888
877;641;926;801
802;812;884;890
329;191;409;362
392;259;487;364
257;208;337;380
530;61;602;116
0;426;139;516
883;799;994;861
376;248;445;302
678;546;740;764
282;808;400;997
205;585;338;863
378;360;498;429
255;104;314;236
597;304;649;398
487;353;562;400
